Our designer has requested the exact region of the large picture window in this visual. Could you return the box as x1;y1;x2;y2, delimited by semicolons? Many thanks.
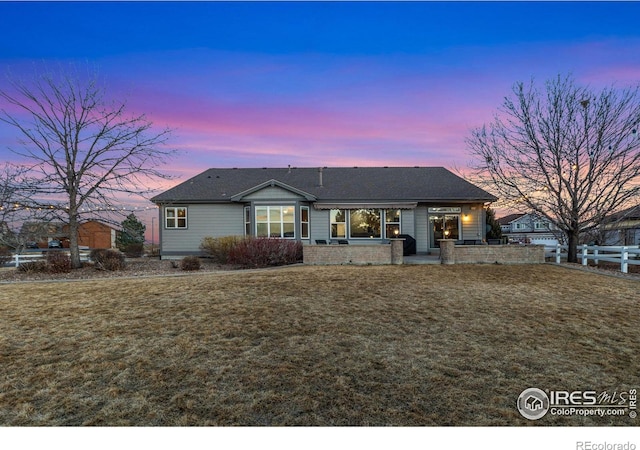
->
350;209;381;238
331;208;402;240
165;207;187;229
255;206;295;238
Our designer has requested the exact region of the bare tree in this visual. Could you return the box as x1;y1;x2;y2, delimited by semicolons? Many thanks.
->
0;163;36;251
0;66;174;267
467;75;640;263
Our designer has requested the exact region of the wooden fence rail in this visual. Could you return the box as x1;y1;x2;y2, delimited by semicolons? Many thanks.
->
545;244;640;274
11;250;92;268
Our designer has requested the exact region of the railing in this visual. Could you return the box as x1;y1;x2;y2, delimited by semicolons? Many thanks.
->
10;249;92;268
545;244;640;274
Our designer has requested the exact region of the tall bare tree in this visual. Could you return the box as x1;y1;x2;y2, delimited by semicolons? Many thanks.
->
0;163;36;251
0;66;174;267
467;75;640;263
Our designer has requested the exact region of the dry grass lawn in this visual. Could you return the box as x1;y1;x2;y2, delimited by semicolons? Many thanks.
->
0;264;638;426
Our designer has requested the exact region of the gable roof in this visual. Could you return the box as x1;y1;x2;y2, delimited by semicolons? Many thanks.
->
496;213;525;225
604;204;640;222
151;167;498;204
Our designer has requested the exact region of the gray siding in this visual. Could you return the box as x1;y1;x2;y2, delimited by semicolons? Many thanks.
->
400;209;415;239
461;204;483;241
243;186;305;201
309;208;330;243
161;204;245;254
415;206;429;253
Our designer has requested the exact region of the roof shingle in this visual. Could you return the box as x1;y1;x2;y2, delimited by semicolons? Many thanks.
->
151;167;497;203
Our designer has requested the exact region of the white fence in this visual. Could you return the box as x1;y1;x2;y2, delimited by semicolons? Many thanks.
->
10;250;92;268
545;244;640;274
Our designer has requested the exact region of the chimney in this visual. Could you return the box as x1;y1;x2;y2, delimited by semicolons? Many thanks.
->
318;167;323;187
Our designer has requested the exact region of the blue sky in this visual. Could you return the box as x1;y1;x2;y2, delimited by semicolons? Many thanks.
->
2;1;640;182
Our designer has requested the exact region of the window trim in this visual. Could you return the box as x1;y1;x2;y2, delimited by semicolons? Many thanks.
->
255;205;296;239
330;209;347;239
349;208;382;239
165;206;188;229
384;209;401;239
300;206;310;239
330;208;402;240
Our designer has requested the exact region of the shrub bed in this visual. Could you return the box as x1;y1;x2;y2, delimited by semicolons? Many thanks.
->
180;255;201;271
46;251;72;273
90;249;126;271
200;236;303;268
200;236;246;264
228;238;303;268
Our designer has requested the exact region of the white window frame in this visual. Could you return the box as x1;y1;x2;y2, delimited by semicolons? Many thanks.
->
384;209;401;239
165;206;187;229
244;206;251;236
349;209;382;239
300;206;310;239
255;205;296;239
330;209;347;239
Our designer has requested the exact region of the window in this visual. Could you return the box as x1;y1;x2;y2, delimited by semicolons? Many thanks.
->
244;206;251;236
349;209;381;238
330;209;346;238
515;223;526;230
429;214;460;247
165;207;187;229
256;206;295;238
301;206;310;239
534;221;549;230
385;209;401;238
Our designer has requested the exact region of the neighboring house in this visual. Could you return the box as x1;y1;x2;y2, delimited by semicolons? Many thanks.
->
20;221;68;247
602;204;640;246
151;166;498;258
71;220;118;249
497;213;561;246
20;220;118;249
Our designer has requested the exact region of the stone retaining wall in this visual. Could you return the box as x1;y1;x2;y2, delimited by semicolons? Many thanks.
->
303;240;404;265
439;239;545;265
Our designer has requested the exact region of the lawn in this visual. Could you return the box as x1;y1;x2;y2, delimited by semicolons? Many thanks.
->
0;264;638;426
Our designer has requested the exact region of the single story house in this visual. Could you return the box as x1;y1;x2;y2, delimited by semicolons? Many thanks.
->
497;212;561;246
151;166;497;259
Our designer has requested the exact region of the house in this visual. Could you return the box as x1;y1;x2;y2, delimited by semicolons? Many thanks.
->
19;220;118;249
20;221;68;247
497;212;562;246
602;204;640;246
151;166;497;259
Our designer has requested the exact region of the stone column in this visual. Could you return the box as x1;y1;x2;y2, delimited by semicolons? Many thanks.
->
390;239;405;265
438;239;456;265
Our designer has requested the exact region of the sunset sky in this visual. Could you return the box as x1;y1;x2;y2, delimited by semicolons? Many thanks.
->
1;1;640;227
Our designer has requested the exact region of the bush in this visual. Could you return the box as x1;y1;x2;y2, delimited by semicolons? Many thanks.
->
180;255;201;271
90;248;126;271
122;243;144;258
200;236;246;264
227;238;303;268
18;260;49;273
0;247;11;265
46;251;72;273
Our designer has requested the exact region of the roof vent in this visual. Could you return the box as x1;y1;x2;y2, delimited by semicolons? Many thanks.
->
318;167;323;187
